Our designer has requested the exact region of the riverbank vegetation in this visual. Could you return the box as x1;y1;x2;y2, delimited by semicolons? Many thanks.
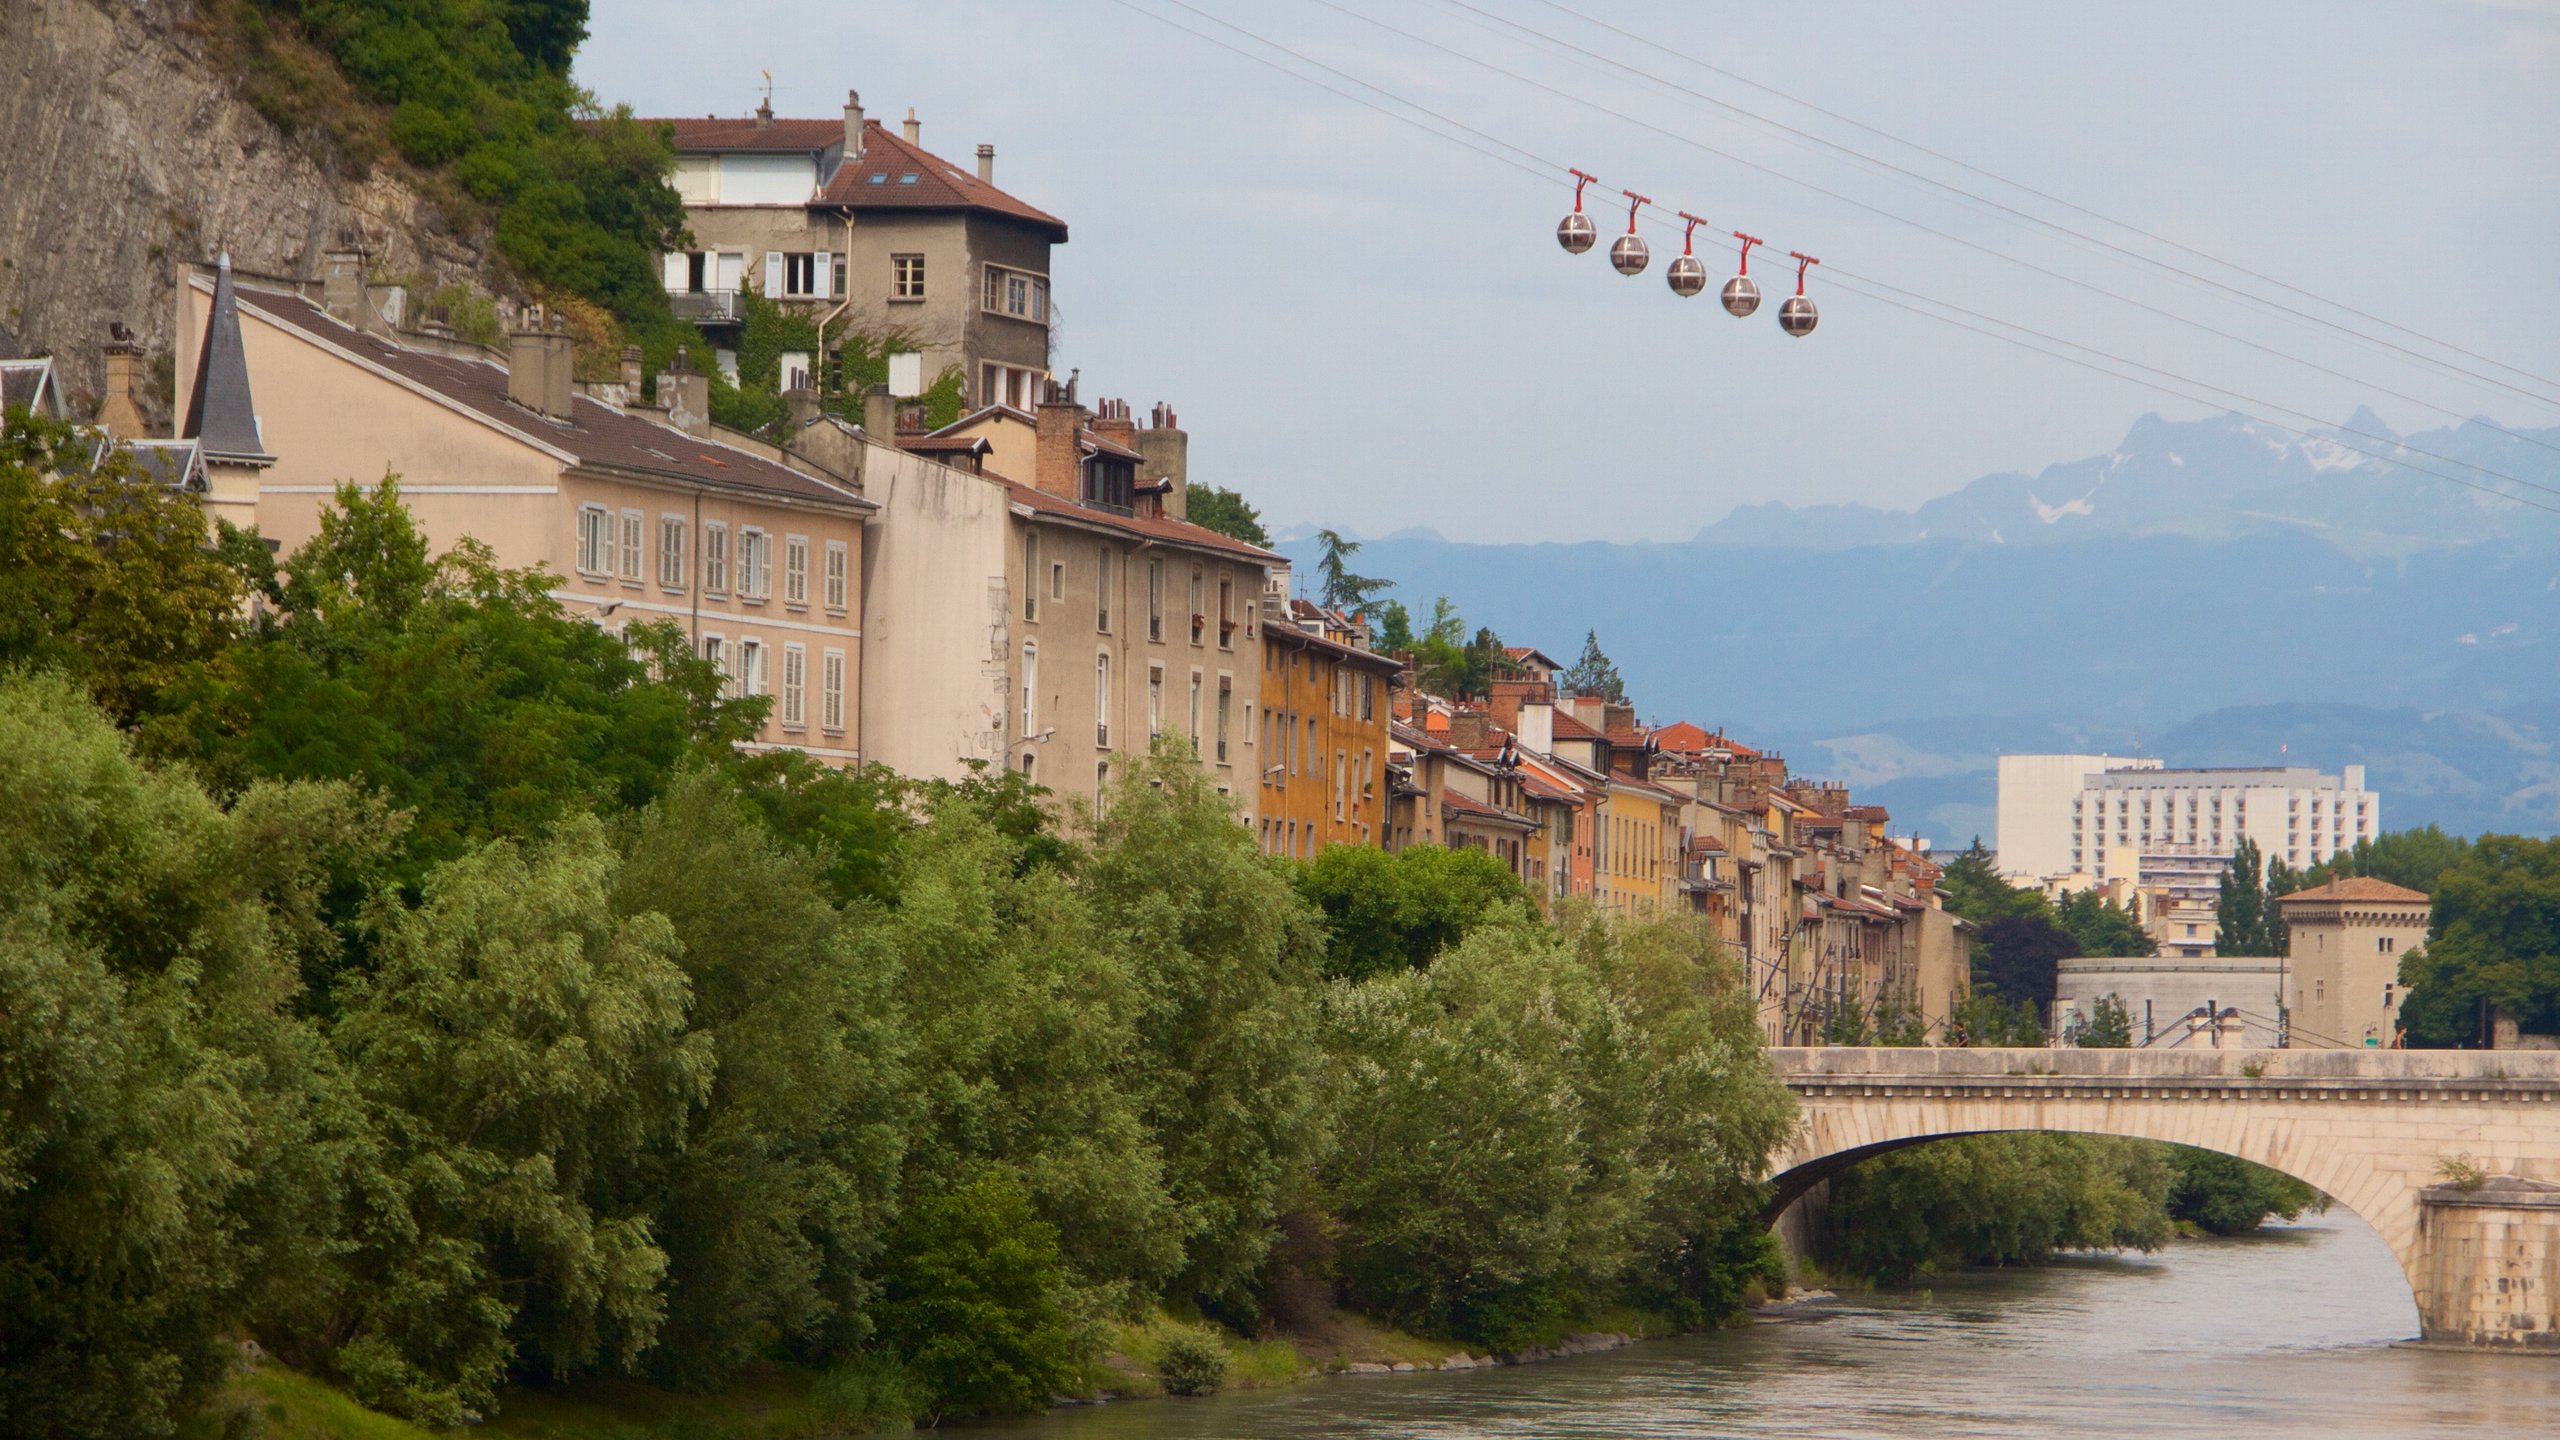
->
0;448;1795;1438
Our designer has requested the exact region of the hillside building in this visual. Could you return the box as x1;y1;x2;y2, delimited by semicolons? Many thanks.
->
640;91;1065;410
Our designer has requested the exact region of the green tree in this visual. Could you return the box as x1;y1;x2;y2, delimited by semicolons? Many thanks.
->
1973;912;2075;1010
611;769;911;1389
1559;630;1626;703
2218;838;2281;956
2295;825;2474;895
0;676;373;1438
2397;834;2560;1047
2056;890;2156;957
870;793;1180;1296
1371;598;1416;655
2164;1147;2323;1235
1083;746;1328;1307
1291;842;1536;981
1935;840;2049;927
873;1175;1079;1422
1185;483;1269;547
326;818;714;1422
155;480;757;879
2074;993;2135;1047
0;410;244;724
1313;528;1392;613
1820;1134;2172;1283
1947;990;2046;1046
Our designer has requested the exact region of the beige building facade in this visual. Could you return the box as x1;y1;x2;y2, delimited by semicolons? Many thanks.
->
175;254;875;762
2278;876;2432;1048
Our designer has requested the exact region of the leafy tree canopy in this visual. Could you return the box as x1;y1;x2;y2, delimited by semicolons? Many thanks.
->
1313;528;1393;614
2397;834;2560;1047
1186;483;1269;547
1291;842;1537;981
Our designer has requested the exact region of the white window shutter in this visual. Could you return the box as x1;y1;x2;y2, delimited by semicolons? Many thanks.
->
764;251;784;297
661;253;686;291
812;251;832;297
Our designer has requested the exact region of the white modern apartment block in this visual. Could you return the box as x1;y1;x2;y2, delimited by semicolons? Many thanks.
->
2071;765;2379;879
1995;753;2160;881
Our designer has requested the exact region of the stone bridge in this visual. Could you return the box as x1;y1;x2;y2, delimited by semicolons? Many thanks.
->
1765;1047;2560;1350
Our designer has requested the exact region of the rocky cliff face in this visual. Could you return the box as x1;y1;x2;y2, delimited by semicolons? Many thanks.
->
0;0;489;429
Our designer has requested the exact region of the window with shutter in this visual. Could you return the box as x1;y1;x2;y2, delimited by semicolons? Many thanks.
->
784;536;808;607
577;505;609;575
703;523;728;595
824;542;848;612
763;251;785;297
821;649;846;733
781;644;806;729
619;509;643;582
659;515;687;590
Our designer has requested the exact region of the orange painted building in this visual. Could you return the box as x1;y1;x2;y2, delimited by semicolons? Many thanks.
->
1257;613;1399;857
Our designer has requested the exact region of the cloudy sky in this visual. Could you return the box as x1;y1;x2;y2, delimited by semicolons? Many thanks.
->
579;1;2560;543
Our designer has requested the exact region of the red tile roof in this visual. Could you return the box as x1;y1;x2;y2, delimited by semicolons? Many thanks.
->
992;475;1277;562
227;281;868;510
654;117;846;151
1440;789;1534;828
2277;876;2431;905
817;122;1067;239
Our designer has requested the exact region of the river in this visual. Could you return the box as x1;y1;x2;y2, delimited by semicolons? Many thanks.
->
974;1211;2560;1438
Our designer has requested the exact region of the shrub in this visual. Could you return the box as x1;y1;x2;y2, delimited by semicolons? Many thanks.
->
1154;1326;1229;1398
874;1175;1082;1420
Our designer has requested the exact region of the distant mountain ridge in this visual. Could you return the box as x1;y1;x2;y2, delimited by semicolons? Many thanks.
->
1278;407;2560;845
1693;410;2560;556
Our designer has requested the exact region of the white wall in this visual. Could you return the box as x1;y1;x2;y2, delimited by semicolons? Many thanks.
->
1996;753;2158;881
701;153;818;206
857;440;1012;781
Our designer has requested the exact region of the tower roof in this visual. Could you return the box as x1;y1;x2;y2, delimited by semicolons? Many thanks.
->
182;256;273;465
2276;876;2430;906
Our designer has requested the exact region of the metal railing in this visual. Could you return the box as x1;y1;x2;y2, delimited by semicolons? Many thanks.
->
669;289;743;324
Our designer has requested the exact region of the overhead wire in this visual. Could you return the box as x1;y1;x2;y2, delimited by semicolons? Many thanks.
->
1518;0;2560;396
1286;0;2560;447
1111;0;2560;513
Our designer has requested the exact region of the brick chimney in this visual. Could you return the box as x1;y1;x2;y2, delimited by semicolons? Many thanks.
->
1447;712;1498;751
1033;378;1085;501
902;106;920;145
656;345;710;436
95;324;147;437
844;90;866;160
976;143;995;184
1091;396;1137;453
1484;677;1548;729
506;305;574;419
1138;402;1189;521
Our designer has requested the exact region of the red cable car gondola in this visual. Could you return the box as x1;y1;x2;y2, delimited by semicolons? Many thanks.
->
1723;232;1763;317
1780;251;1820;336
1610;190;1651;275
1667;212;1708;297
1557;169;1598;254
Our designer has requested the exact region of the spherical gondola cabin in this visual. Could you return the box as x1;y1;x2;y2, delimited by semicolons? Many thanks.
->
1558;212;1597;253
1721;275;1761;316
1779;294;1818;336
1668;254;1707;296
1610;233;1650;275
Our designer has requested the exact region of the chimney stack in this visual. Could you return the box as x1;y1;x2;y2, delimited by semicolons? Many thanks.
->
862;382;896;440
321;229;368;330
755;96;773;129
844;89;865;160
97;323;147;438
1091;396;1137;452
506;304;575;419
619;345;643;397
976;143;996;184
1033;377;1086;501
902;107;920;145
656;345;710;435
784;385;822;429
1137;402;1189;522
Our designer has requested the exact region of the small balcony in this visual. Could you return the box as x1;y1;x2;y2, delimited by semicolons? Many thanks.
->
669;289;743;325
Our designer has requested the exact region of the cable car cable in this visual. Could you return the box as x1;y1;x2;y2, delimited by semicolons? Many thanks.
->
1282;0;2560;431
1109;0;2560;509
1512;0;2560;395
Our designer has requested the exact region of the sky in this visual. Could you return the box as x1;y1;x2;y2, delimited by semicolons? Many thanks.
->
578;1;2560;543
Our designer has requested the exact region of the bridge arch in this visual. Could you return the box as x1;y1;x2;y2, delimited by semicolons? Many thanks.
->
1764;1047;2560;1349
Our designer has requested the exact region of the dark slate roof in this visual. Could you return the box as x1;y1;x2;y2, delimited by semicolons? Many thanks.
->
182;257;273;464
222;280;871;511
0;358;63;418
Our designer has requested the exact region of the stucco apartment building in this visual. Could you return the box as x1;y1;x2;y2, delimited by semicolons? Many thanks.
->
1259;599;1400;858
173;252;876;761
856;383;1279;817
644;91;1064;408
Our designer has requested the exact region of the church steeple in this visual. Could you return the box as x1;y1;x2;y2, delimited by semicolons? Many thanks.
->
182;254;274;466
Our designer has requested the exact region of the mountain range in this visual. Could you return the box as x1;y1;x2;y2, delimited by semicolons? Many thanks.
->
1277;409;2560;846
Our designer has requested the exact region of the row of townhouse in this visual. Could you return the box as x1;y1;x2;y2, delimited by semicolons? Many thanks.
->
1376;665;1972;1046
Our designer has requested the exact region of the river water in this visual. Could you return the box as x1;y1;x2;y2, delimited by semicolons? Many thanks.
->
977;1211;2560;1439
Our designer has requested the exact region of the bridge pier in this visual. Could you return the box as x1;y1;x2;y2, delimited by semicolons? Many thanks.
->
2418;1179;2560;1350
1763;1047;2560;1352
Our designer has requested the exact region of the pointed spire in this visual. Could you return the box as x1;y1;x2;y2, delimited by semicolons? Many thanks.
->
183;253;273;465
